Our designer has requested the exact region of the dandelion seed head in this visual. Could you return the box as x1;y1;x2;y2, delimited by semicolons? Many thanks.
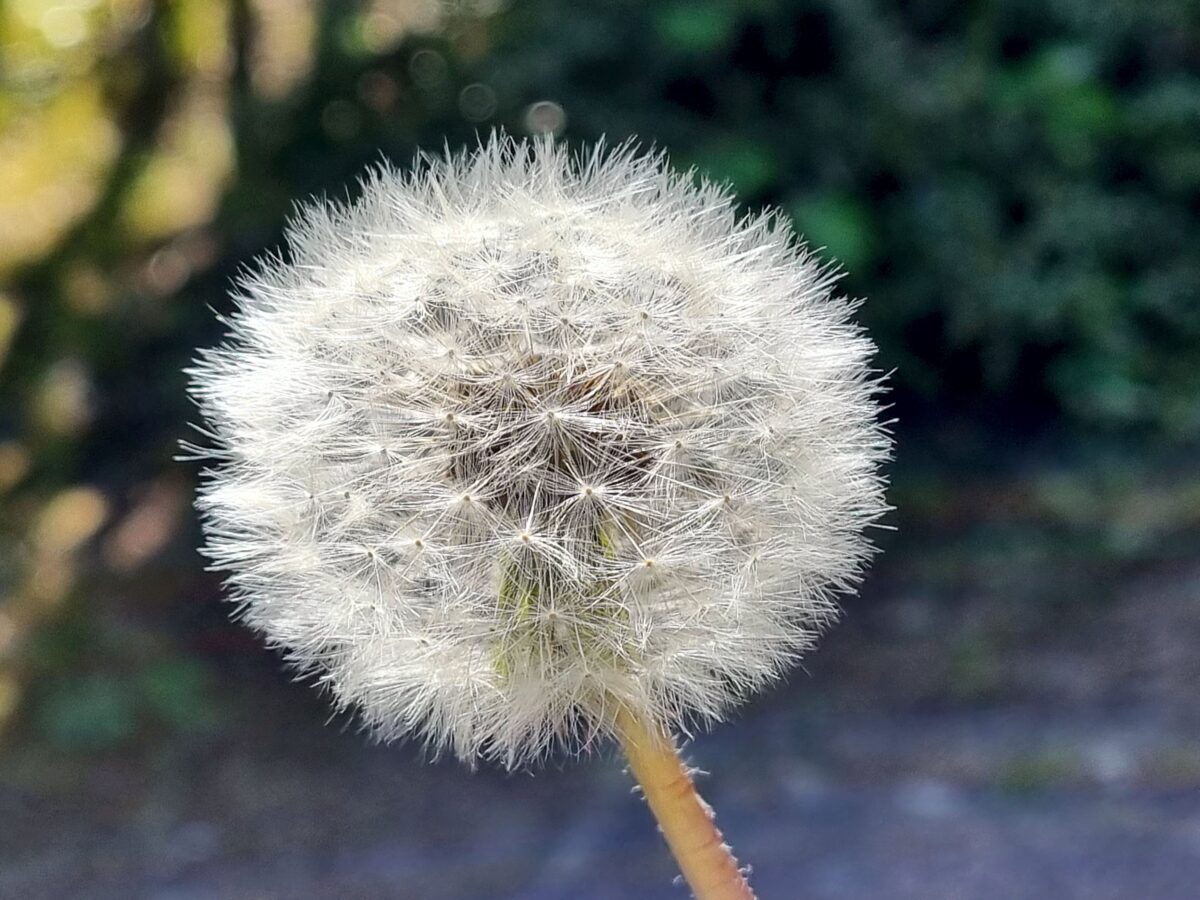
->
187;132;890;767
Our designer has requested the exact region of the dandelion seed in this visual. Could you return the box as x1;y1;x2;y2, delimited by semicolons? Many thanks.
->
187;131;890;899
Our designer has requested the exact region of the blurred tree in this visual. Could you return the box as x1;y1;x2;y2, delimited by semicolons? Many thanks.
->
0;0;496;744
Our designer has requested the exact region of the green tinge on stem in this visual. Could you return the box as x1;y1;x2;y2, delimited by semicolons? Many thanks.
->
490;515;631;681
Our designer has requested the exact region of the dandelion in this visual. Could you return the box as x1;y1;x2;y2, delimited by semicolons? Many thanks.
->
187;132;890;898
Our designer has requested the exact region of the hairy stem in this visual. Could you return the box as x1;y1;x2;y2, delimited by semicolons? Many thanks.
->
616;707;756;900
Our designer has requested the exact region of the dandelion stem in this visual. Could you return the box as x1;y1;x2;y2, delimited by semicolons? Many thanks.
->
616;707;756;900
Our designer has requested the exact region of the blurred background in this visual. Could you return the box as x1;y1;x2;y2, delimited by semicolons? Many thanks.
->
1;1;1198;897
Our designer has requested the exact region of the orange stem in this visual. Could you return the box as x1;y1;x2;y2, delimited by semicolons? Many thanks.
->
616;708;756;900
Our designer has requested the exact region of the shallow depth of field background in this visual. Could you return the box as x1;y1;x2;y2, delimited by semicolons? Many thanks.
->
1;2;1198;898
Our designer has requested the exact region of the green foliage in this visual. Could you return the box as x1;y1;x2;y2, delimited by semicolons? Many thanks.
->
654;3;738;54
789;191;877;272
35;660;217;751
37;675;138;751
137;659;220;733
477;0;1200;437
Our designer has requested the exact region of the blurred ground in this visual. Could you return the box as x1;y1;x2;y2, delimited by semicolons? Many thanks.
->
4;512;1198;900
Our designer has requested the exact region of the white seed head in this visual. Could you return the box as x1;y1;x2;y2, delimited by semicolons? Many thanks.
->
187;133;890;767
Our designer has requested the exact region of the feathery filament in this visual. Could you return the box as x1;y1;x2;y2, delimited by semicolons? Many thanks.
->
188;134;890;767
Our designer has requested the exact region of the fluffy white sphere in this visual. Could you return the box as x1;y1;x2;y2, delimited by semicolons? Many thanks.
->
188;134;890;766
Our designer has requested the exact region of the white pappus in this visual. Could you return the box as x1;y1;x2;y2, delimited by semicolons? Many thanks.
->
186;132;891;767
